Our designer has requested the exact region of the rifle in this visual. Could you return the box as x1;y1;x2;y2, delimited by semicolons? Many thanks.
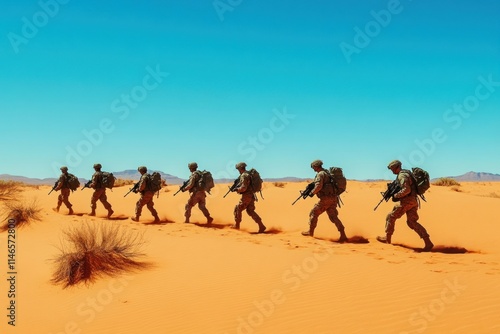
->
81;180;92;191
373;180;401;211
292;182;315;205
223;178;240;198
48;180;59;195
173;180;189;196
124;181;140;197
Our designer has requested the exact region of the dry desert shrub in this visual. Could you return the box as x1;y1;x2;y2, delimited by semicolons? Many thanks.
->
51;222;148;288
0;180;23;202
1;199;42;231
113;178;135;187
433;177;460;187
487;192;500;199
451;186;462;192
272;182;286;188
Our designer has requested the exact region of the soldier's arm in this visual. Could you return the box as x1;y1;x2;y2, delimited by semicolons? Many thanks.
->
236;174;249;193
138;175;147;192
183;173;197;191
55;175;65;190
394;174;412;199
90;173;98;188
310;172;324;195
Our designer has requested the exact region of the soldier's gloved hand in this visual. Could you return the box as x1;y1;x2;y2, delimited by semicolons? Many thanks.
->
133;189;138;193
309;193;314;197
392;196;399;202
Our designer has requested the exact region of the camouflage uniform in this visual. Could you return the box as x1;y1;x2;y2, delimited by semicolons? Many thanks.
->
133;169;159;222
385;169;429;239
89;170;113;217
183;170;212;224
54;168;73;214
378;159;433;251
306;168;347;240
233;163;266;233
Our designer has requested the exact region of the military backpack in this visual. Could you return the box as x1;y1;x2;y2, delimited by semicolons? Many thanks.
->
101;171;116;189
66;173;80;191
328;167;347;195
197;170;215;193
147;172;163;192
410;167;430;200
248;168;263;193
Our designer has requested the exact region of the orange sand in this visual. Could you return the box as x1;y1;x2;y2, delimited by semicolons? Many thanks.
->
1;181;499;333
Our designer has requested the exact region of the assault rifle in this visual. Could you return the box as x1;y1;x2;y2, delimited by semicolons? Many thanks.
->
124;181;140;197
223;178;240;198
81;180;92;191
373;180;401;211
173;180;189;196
48;180;59;195
292;182;315;205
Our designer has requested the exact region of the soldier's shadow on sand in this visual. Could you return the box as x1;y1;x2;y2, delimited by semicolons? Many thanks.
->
249;227;282;235
393;243;470;254
328;235;370;244
107;216;129;221
142;219;175;226
193;222;231;229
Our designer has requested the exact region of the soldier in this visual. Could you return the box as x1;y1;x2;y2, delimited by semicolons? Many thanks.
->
302;160;348;242
131;166;160;223
377;160;434;251
182;162;213;224
88;163;114;218
52;166;74;215
233;162;266;233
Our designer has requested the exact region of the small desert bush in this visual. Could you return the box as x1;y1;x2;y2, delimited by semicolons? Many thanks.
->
451;186;462;192
433;178;460;187
51;222;148;288
487;192;500;199
1;199;42;231
113;178;136;187
0;180;22;202
272;182;286;188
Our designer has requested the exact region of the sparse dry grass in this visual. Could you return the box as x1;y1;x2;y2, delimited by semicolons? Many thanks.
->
51;222;148;288
487;192;500;199
113;178;136;187
272;182;286;188
433;178;460;187
0;180;23;202
451;186;462;192
1;199;42;231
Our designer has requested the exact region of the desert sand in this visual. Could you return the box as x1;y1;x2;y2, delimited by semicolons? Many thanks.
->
1;180;499;334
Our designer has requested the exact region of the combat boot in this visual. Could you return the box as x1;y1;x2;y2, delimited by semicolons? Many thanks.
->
206;217;213;225
232;223;240;230
184;218;190;224
131;216;140;222
68;208;74;215
88;209;96;216
153;214;160;223
257;222;267;234
338;230;348;243
107;208;114;218
376;234;391;244
52;206;60;213
422;237;434;252
301;227;315;237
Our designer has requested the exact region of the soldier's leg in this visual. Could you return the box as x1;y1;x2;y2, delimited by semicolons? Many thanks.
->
304;200;326;236
326;202;347;242
233;198;247;229
197;194;212;223
246;199;265;233
90;190;99;215
98;190;113;217
406;206;433;251
145;195;159;221
184;194;196;223
133;196;146;221
62;189;73;214
379;203;406;243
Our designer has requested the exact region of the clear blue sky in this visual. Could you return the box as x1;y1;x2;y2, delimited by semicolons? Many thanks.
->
1;0;499;181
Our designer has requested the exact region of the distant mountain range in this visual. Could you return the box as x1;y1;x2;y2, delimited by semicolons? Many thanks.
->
1;171;499;185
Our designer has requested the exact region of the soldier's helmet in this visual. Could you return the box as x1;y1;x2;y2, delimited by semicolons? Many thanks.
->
137;166;147;173
387;160;402;170
60;166;68;172
93;163;102;170
235;162;247;169
188;162;198;169
310;160;323;168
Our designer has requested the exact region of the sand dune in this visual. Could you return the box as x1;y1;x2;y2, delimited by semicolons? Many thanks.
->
0;181;499;333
